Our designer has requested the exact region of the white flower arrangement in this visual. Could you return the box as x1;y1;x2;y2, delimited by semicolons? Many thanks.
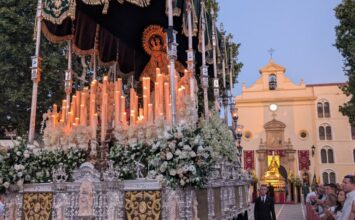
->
147;125;213;188
199;114;237;162
0;139;87;194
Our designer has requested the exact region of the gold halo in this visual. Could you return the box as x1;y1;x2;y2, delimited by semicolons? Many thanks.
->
142;25;167;55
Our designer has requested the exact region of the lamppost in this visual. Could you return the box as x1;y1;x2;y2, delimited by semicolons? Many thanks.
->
231;106;243;168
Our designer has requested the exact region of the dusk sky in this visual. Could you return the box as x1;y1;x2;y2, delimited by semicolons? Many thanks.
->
217;0;347;95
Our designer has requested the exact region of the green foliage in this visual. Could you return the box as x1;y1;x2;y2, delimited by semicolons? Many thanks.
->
0;0;66;137
205;0;219;16
335;0;355;125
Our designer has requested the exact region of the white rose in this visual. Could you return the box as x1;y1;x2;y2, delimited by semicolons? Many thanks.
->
14;164;20;171
16;151;22;156
180;179;185;186
169;169;177;176
17;179;24;187
189;151;196;158
24;152;30;159
17;172;23;178
166;152;173;160
26;144;35;150
3;182;10;188
175;149;182;156
156;174;164;182
159;164;167;173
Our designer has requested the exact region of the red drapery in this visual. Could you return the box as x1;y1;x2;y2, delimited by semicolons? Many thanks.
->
244;150;254;170
298;150;310;170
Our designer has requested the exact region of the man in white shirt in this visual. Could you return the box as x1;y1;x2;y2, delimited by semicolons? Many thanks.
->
339;175;355;220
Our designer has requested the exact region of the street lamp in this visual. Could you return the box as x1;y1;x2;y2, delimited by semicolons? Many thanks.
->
235;124;244;154
311;145;316;157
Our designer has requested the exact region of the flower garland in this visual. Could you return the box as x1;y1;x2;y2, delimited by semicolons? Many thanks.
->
0;138;88;193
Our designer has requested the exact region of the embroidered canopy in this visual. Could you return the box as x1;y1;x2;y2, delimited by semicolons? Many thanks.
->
41;0;220;78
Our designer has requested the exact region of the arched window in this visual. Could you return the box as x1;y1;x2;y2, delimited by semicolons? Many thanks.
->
317;100;331;118
269;74;277;90
351;126;355;140
323;170;336;184
319;124;332;140
320;146;334;163
319;126;325;140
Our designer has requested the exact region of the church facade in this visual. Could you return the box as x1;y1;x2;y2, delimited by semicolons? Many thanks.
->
236;59;355;185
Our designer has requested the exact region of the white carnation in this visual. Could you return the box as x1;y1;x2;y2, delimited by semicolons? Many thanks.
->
166;152;173;160
169;169;177;176
3;182;10;188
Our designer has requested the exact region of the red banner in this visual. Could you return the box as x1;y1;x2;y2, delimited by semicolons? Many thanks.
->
298;150;310;170
267;149;286;157
244;150;254;170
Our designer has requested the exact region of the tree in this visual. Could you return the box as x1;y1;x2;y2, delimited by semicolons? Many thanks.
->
0;0;66;138
335;0;355;125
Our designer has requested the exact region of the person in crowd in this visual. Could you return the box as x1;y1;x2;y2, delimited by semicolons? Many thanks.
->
325;183;338;196
254;184;276;220
268;183;275;199
0;196;4;220
306;185;318;204
320;193;338;220
316;185;327;215
338;175;355;220
331;190;346;220
303;183;310;204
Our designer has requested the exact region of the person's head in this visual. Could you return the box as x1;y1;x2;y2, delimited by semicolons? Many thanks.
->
317;185;325;195
325;183;337;195
311;185;318;192
325;193;337;207
337;190;346;204
342;175;355;193
259;185;268;196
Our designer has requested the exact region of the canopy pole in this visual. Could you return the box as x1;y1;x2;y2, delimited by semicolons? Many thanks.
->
211;8;219;113
167;0;177;126
186;0;196;107
65;40;73;114
29;0;43;143
220;24;228;123
200;1;209;121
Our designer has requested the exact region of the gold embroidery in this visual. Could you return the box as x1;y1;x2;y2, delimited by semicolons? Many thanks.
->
22;192;53;220
125;191;161;220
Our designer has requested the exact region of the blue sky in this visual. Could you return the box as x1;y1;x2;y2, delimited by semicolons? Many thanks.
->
217;0;347;95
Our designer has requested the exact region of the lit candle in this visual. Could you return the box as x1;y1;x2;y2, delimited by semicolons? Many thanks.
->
164;82;170;119
148;103;153;124
130;110;135;125
154;82;159;120
120;96;126;123
74;117;80;127
53;104;58;114
114;90;121;126
76;91;81;118
92;113;98;139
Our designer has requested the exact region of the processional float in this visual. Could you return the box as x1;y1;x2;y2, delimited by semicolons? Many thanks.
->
3;0;251;220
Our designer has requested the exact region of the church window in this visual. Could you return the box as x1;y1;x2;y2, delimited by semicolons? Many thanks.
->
317;100;331;118
351;126;355;140
319;124;332;140
321;146;334;163
317;103;324;118
319;126;325;140
322;170;336;184
322;172;329;184
269;74;277;90
321;149;327;163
